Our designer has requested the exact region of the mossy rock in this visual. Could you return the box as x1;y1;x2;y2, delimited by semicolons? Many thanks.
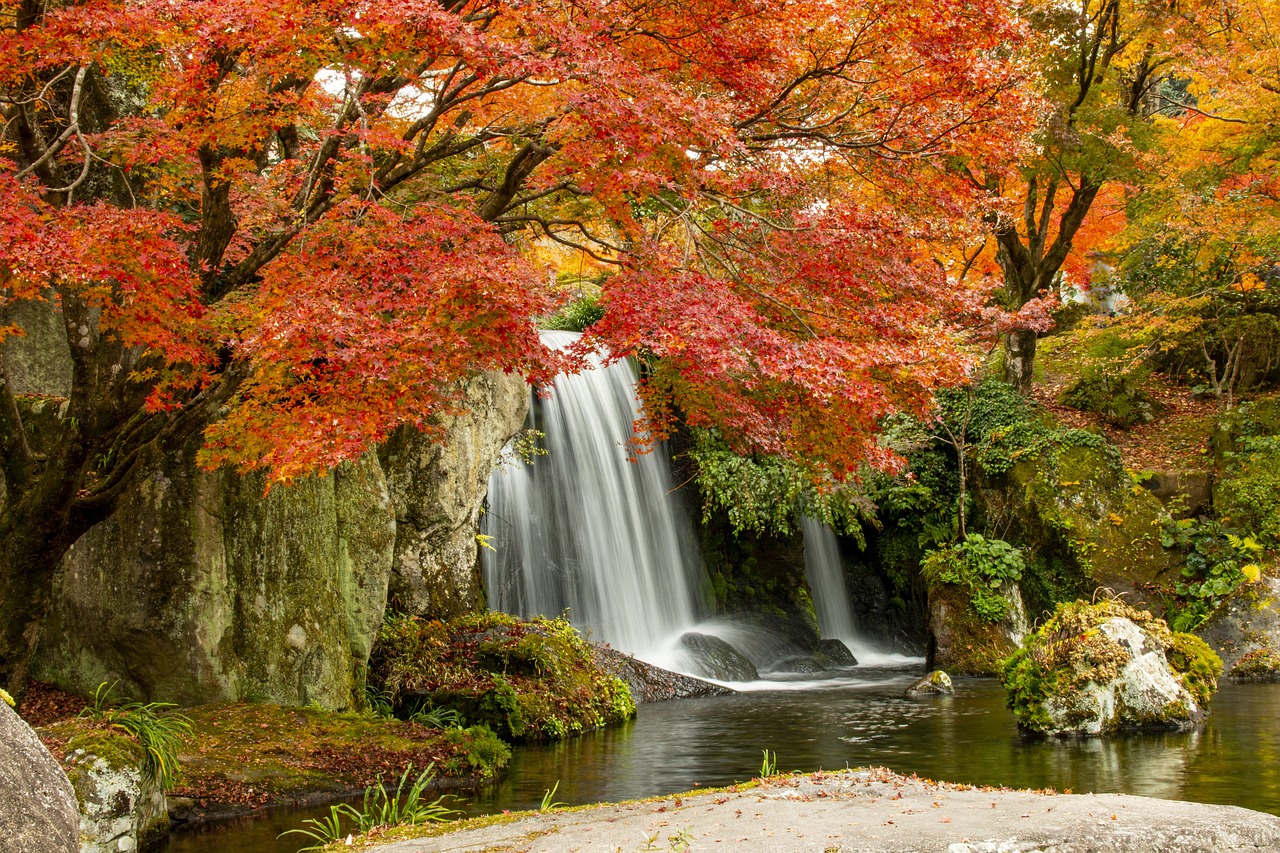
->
926;583;1024;676
1001;600;1222;736
369;612;636;742
1228;647;1280;681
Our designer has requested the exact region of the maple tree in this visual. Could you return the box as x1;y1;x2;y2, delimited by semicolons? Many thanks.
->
963;0;1228;394
0;0;1037;690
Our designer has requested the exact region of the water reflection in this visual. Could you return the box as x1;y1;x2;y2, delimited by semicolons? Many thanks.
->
165;676;1280;853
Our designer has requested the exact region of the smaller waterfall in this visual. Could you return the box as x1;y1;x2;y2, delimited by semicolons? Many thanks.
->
482;331;705;660
800;518;921;666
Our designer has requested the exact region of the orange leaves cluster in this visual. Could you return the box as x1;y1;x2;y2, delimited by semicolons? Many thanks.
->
2;0;1042;482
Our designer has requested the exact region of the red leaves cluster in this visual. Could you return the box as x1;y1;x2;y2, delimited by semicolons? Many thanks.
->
1;0;1042;482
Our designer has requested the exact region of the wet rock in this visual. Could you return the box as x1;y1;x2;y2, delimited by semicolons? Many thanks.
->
816;639;858;667
592;646;732;703
1002;600;1222;736
0;700;77;853
1227;647;1280;681
1200;575;1280;675
906;670;954;696
676;632;759;682
769;655;824;674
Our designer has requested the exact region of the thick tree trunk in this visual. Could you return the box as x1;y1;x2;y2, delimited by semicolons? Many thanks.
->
1003;328;1038;395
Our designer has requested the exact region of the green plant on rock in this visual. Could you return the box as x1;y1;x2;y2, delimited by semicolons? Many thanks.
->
281;763;457;851
78;681;192;789
1160;517;1263;631
1216;435;1280;546
369;612;636;743
922;534;1025;623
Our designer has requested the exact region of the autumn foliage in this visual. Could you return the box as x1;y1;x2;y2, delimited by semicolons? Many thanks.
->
1;0;1039;485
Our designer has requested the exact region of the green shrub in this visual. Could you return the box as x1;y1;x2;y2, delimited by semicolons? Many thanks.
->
539;294;605;331
78;682;192;789
1061;371;1160;427
1216;437;1280;545
922;534;1025;623
1160;517;1263;631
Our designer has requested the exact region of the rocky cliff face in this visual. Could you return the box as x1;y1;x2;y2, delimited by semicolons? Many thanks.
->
25;340;528;708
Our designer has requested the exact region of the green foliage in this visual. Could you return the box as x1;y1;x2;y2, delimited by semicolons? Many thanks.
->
369;612;636;742
759;749;777;778
1216;436;1280;545
1160;517;1263;631
281;763;457;851
539;294;605;331
944;379;1054;477
1061;371;1158;427
687;428;868;541
78;682;192;790
441;724;510;780
539;780;567;812
922;535;1025;623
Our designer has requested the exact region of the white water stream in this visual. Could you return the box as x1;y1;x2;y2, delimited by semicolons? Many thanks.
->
481;331;705;660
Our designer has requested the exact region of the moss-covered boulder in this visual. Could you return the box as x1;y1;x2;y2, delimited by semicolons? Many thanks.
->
1001;600;1222;736
974;437;1178;614
922;537;1029;676
58;727;169;853
369;613;636;741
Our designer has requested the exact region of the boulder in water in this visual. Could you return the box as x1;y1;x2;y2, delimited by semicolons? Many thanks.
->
816;639;858;667
677;632;759;682
0;699;78;853
769;655;824;674
1002;600;1222;736
906;670;954;696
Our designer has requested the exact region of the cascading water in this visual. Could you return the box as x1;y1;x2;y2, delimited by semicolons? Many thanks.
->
800;517;923;666
481;330;705;660
801;516;858;641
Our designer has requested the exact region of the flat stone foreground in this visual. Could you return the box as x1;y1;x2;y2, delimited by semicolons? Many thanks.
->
369;768;1280;852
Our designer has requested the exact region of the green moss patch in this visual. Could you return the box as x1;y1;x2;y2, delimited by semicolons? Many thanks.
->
155;703;506;810
369;612;635;742
1229;647;1280;680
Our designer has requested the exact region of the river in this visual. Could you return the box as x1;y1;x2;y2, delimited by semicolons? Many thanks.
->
164;669;1280;852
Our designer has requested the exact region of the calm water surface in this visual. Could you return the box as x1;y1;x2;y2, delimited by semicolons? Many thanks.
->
165;671;1280;852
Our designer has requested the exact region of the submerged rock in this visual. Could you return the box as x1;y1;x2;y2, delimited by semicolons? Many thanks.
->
676;632;759;682
0;700;77;853
906;670;954;696
1002;600;1222;736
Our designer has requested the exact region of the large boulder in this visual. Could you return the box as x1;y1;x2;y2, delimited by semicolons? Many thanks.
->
30;372;526;710
379;371;529;618
676;632;759;682
1002;600;1222;736
0;700;78;853
923;538;1029;676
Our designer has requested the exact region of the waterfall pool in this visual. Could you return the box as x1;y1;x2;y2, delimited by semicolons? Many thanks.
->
163;671;1280;852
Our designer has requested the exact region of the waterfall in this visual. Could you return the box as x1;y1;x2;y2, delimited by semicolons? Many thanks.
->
800;517;923;666
481;330;705;659
800;516;858;641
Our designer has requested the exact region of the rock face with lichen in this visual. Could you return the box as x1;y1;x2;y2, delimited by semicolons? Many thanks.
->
0;699;78;853
61;729;168;853
23;341;527;709
1001;600;1222;736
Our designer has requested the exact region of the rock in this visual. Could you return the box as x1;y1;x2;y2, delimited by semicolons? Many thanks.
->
0;701;78;853
1227;647;1280;681
1002;600;1223;736
591;646;732;703
356;768;1280;853
906;670;954;696
676;632;759;682
29;372;524;709
1200;575;1280;675
769;655;824;674
62;730;168;853
927;577;1028;676
380;371;529;618
816;638;858;667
